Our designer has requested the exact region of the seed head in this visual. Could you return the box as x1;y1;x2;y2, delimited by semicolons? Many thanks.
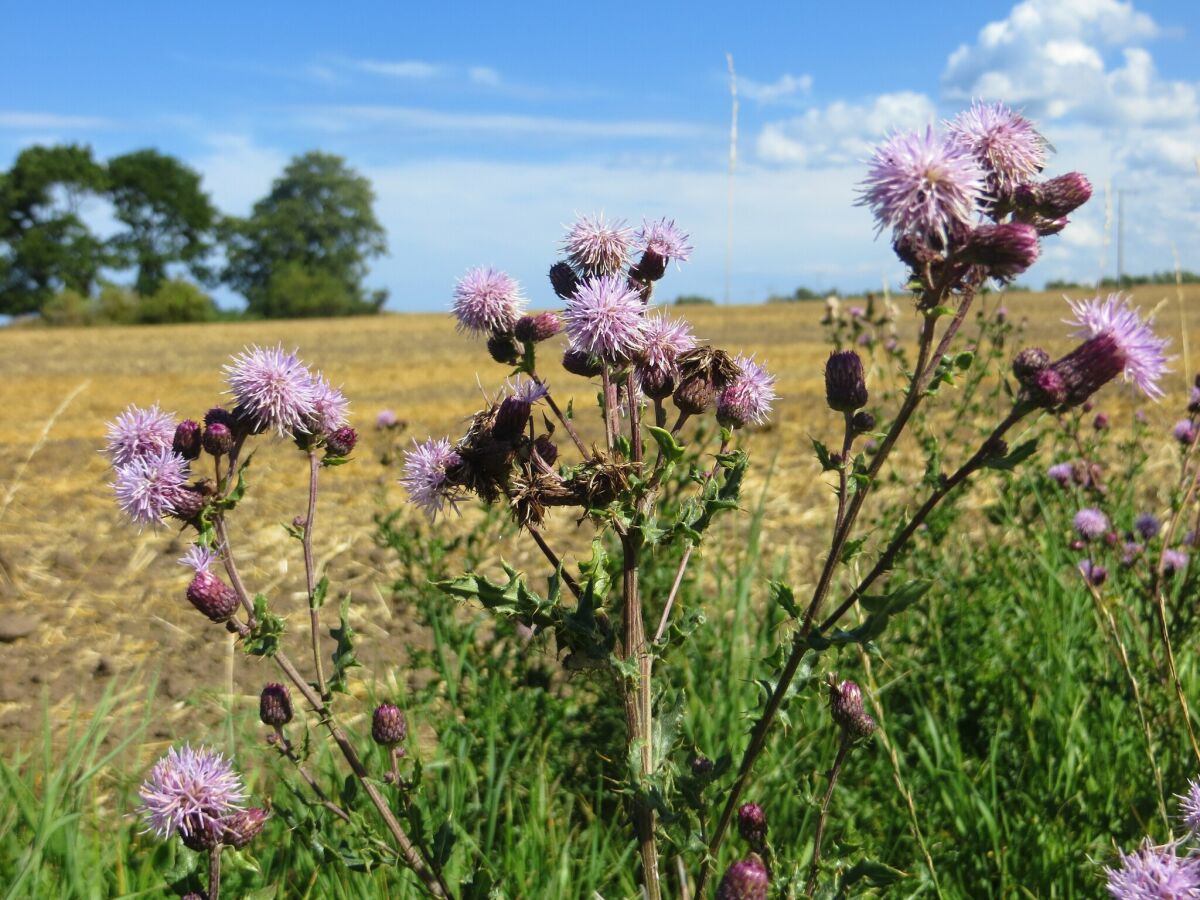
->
259;683;293;727
673;375;716;416
824;350;869;412
371;703;408;746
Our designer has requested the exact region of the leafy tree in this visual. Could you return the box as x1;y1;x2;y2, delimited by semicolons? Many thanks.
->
222;151;387;317
0;144;108;315
107;150;216;296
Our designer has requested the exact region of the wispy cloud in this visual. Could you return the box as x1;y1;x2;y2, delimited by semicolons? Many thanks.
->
353;58;443;79
739;73;813;105
0;111;111;130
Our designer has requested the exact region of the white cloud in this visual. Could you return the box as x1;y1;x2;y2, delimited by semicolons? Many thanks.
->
739;73;813;105
468;66;502;87
353;59;442;79
0;111;111;130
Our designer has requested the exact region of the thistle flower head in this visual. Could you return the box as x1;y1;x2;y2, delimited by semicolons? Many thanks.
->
1178;778;1200;832
1074;507;1110;541
376;409;400;429
452;267;526;334
138;744;247;841
179;544;219;574
1104;839;1200;899
172;419;202;461
514;312;563;343
1064;294;1170;401
717;355;778;429
506;375;549;405
1135;513;1161;541
401;437;461;520
638;314;696;375
1079;559;1107;587
858;126;988;247
308;373;350;434
225;345;319;435
1175;420;1198;445
636;218;693;265
114;448;189;527
562;213;633;276
947;101;1048;193
1163;549;1189;577
105;403;177;468
563;274;647;362
824;350;869;413
1047;462;1074;487
716;855;770;900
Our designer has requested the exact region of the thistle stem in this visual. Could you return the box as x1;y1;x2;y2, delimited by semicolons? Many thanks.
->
805;736;851;896
532;372;588;458
303;451;328;699
208;845;222;900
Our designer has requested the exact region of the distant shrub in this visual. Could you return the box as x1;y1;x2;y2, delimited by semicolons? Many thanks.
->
40;279;217;326
136;279;217;324
41;289;94;326
250;261;386;318
674;293;715;306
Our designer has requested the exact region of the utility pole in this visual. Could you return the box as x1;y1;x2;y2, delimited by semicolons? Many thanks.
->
1117;189;1125;287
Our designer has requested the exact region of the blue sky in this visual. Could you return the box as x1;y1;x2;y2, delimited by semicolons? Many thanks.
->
3;0;1199;310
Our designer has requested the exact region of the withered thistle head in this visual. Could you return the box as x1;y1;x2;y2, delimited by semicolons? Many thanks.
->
221;807;269;849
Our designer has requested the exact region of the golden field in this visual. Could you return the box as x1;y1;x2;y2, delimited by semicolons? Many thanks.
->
2;285;1199;741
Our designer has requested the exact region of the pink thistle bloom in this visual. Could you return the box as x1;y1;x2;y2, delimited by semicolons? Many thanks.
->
225;345;319;435
505;375;549;404
639;314;696;376
1163;549;1189;577
947;101;1048;193
401;437;461;520
376;409;399;429
113;448;189;527
563;274;647;362
1178;778;1200;832
858;126;988;246
1174;420;1197;445
562;213;633;276
452;267;527;334
717;355;778;429
138;744;247;842
1047;463;1074;486
1104;839;1200;899
1074;507;1109;541
636;218;693;264
1064;294;1170;401
178;544;219;574
308;373;350;434
104;403;177;468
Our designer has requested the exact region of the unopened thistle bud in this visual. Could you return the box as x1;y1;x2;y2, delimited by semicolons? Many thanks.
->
633;249;668;282
716;855;769;900
549;261;580;300
204;406;236;430
221;807;269;849
1036;333;1126;409
673;375;716;415
514;312;563;343
851;410;876;433
371;703;408;746
690;754;715;780
487;331;522;366
202;422;233;457
171;485;206;522
829;678;876;740
562;348;603;378
325;426;357;457
532;434;559;466
639;365;677;401
1079;559;1107;587
1012;347;1051;387
492;396;532;442
1016;172;1093;219
963;222;1040;278
186;571;239;622
737;803;768;849
259;683;293;727
173;420;202;460
824;350;868;412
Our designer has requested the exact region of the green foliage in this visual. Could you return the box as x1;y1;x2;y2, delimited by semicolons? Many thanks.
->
673;294;715;306
222;152;387;318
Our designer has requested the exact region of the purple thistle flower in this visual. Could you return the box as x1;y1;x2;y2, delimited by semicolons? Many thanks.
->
563;274;647;362
1074;507;1110;541
179;544;219;574
401;437;461;520
114;448;189;527
225;345;320;435
717;355;778;429
947;101;1048;194
377;409;399;429
1122;541;1143;567
452;267;527;334
1135;513;1161;541
104;403;177;468
639;314;696;375
506;375;549;405
1179;778;1200;832
562;213;633;276
308;373;350;434
1064;294;1170;402
1105;839;1200;899
138;744;247;841
1079;559;1107;587
857;126;988;246
1163;549;1189;577
1174;420;1198;445
636;218;693;264
716;855;770;900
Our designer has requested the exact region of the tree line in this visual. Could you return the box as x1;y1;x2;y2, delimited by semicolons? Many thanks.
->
0;145;388;322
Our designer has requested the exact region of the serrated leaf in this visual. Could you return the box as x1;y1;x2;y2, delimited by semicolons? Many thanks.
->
327;594;360;695
243;594;285;657
769;581;800;618
646;425;686;465
840;536;867;564
311;574;329;610
812;437;837;472
985;437;1038;471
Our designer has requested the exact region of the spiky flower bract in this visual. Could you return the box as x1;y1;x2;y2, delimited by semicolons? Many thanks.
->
309;373;350;434
401;437;461;520
225;345;320;435
858;126;988;246
1179;778;1200;832
717;355;778;428
1074;507;1110;540
636;218;693;264
179;544;219;574
114;448;189;527
138;744;247;841
452;267;526;334
947;101;1048;193
1104;839;1200;899
562;213;633;276
104;404;177;468
563;274;647;362
1064;294;1170;401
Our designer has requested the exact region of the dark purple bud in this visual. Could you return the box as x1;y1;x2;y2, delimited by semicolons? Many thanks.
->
892;232;942;271
514;312;563;343
1093;413;1109;430
221;807;269;849
487;331;522;366
171;485;206;523
492;396;532;442
532;434;559;466
173;420;202;460
638;364;678;401
963;222;1040;278
1011;347;1050;387
824;350;868;412
203;406;236;430
325;426;357;457
186;571;239;622
690;754;715;780
230;404;267;437
1135;513;1161;541
549;261;580;300
202;422;233;458
673;375;716;416
829;678;876;739
1017;172;1093;219
1036;333;1127;410
562;348;603;378
851;410;876;433
716;855;769;900
737;803;768;848
259;682;293;727
372;703;408;746
633;249;668;283
1079;559;1107;586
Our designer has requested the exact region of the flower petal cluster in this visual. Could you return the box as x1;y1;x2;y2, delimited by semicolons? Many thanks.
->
563;274;647;362
114;447;189;527
452;267;526;334
1064;294;1170;401
562;213;633;276
225;345;320;435
105;404;177;467
138;744;247;841
401;437;462;520
948;101;1048;193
